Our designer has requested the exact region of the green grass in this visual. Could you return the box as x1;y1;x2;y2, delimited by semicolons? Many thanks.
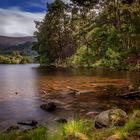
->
47;129;63;140
0;110;140;140
62;119;92;136
47;119;92;140
0;131;17;140
21;127;48;140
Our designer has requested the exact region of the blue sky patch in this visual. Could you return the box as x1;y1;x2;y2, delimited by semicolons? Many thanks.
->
0;0;49;12
0;0;69;37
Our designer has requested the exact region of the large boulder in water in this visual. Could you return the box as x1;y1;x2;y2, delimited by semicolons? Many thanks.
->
40;102;56;112
95;109;128;128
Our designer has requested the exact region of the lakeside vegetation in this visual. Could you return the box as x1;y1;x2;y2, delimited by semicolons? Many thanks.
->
0;51;34;64
0;53;28;64
34;0;140;70
0;36;38;64
0;109;140;140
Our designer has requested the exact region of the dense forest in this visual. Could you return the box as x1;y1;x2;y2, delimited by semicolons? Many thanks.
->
34;0;140;70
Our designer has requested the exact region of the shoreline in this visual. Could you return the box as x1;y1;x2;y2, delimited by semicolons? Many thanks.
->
0;109;139;140
39;64;140;71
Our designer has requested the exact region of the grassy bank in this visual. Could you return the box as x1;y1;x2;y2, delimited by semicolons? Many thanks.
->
0;110;140;140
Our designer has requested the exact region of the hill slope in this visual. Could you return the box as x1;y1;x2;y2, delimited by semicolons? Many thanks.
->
0;36;37;56
0;36;37;46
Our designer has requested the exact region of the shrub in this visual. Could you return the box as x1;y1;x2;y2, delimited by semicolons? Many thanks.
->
67;45;95;67
62;119;92;136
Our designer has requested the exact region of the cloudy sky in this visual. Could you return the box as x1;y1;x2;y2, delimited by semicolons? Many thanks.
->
0;0;69;37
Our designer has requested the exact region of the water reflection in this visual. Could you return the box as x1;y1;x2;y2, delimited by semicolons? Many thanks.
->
0;64;48;130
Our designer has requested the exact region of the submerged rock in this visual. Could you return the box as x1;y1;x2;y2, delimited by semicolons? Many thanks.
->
55;118;67;124
15;92;18;95
17;120;38;126
40;102;56;112
128;85;135;91
7;125;20;132
95;109;128;128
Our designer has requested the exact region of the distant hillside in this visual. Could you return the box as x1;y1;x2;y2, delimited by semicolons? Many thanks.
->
0;36;37;46
0;36;38;56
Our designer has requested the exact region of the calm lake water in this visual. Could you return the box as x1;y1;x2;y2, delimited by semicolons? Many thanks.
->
0;64;139;130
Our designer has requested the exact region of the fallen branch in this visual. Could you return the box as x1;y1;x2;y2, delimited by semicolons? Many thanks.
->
17;121;38;126
119;91;140;99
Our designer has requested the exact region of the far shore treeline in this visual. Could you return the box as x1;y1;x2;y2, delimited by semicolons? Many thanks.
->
0;36;38;64
34;0;140;70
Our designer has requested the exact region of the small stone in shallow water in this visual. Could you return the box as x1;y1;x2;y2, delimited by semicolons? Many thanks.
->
55;118;67;124
40;102;56;112
80;109;85;112
31;121;38;126
86;111;99;118
128;85;135;91
7;125;20;131
41;90;48;94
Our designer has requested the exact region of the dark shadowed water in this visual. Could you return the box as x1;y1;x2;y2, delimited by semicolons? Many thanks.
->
0;64;139;130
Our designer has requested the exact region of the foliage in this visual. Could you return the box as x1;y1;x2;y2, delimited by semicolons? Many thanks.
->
0;131;17;140
97;48;122;69
62;119;92;136
67;45;95;67
34;0;78;66
0;51;30;64
21;127;48;140
34;0;140;69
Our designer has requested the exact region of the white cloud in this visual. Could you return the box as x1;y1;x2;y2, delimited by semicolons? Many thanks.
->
0;8;45;37
0;0;70;37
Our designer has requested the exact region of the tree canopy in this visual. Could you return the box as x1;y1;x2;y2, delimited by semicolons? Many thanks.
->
34;0;140;69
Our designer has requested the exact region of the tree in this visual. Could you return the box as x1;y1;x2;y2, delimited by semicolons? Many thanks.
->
34;0;79;65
